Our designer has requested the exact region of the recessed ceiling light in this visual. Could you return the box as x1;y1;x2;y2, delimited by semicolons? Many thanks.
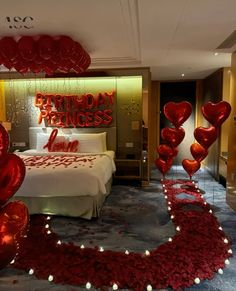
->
181;73;185;77
214;52;219;56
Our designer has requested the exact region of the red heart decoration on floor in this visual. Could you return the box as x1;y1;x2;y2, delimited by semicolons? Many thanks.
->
0;124;9;158
182;159;201;179
190;143;208;162
202;101;231;128
155;158;173;176
194;126;217;149
161;127;185;148
0;153;26;206
164;101;192;128
157;144;175;161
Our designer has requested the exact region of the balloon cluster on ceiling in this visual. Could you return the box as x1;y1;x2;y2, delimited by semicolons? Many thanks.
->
0;35;91;75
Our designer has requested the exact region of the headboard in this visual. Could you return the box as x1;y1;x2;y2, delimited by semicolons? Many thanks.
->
29;127;117;151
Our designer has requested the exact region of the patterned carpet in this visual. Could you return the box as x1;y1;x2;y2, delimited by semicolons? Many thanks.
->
0;167;235;291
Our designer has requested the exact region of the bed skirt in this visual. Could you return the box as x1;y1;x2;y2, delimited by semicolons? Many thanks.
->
11;178;113;219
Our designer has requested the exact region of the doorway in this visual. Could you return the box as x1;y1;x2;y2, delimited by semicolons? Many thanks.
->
160;81;196;165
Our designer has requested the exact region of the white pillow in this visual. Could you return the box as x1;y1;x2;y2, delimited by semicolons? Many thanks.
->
71;132;107;153
36;133;69;152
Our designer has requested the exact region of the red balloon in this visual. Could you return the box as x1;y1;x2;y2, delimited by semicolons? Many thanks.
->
0;124;9;158
0;153;26;206
194;126;217;149
29;63;41;74
0;201;29;236
202;101;231;128
43;60;57;75
161;127;185;148
2;60;14;70
155;158;173;176
157;144;175;161
59;36;74;59
18;36;36;61
71;42;83;63
190;143;208;162
38;35;54;60
14;61;29;75
0;49;4;63
80;54;91;70
164;101;192;128
0;232;17;269
57;59;73;73
0;37;18;60
0;124;29;270
173;147;178;157
182;159;201;179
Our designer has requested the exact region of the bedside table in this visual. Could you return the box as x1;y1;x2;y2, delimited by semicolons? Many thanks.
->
114;159;141;180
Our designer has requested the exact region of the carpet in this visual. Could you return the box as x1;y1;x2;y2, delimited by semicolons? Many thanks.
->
0;167;235;290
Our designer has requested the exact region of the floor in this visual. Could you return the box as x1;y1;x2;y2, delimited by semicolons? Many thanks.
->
0;166;235;291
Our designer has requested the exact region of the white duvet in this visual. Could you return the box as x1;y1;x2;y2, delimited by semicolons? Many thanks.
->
15;150;116;198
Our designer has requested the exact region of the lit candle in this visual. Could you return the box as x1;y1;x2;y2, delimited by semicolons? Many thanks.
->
194;278;200;284
48;275;53;282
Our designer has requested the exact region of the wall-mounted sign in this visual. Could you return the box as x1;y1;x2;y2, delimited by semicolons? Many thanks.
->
6;16;34;29
34;91;115;127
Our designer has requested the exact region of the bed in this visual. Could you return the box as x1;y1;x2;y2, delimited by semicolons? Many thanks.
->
12;127;116;219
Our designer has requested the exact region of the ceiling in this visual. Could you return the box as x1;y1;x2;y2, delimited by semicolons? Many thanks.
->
1;0;236;80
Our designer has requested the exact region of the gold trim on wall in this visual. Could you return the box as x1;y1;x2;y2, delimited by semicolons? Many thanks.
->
0;81;6;121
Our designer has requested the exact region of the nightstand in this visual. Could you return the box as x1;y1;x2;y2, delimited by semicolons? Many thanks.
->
114;159;141;180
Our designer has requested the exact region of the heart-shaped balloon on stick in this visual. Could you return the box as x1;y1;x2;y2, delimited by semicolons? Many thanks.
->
202;101;231;128
155;158;173;178
164;101;192;128
190;143;208;162
182;159;201;179
161;127;185;148
194;126;217;149
157;144;175;161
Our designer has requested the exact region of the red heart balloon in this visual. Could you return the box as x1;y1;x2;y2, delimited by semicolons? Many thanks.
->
0;124;9;158
0;153;26;206
0;124;28;270
164;101;192;128
182;159;201;179
0;201;29;236
190;143;208;162
155;158;173;176
202;101;231;128
173;147;178;157
157;144;175;161
194;126;217;149
161;127;185;148
0;232;17;269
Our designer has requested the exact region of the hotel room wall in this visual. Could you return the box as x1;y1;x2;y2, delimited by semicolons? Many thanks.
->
2;77;142;160
227;52;236;211
202;69;223;179
149;81;160;164
0;81;6;121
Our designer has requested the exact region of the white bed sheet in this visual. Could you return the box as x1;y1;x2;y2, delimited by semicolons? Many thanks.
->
15;150;116;198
